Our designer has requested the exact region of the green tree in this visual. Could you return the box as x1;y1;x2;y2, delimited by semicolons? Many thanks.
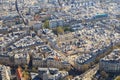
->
43;20;49;29
32;67;37;72
115;76;120;80
56;26;64;35
24;65;28;71
100;71;108;78
62;76;73;80
81;64;89;72
22;71;30;80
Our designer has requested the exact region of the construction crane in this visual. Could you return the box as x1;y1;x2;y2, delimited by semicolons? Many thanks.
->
15;0;28;25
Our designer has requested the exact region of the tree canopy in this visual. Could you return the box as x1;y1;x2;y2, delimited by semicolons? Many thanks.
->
115;76;120;80
43;20;49;29
100;71;108;78
56;26;64;35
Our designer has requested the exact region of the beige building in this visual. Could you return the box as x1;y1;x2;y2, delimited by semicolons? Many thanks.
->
100;49;120;73
0;53;14;65
0;65;11;80
14;50;30;65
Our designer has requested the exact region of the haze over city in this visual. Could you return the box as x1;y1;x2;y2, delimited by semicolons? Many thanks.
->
0;0;120;80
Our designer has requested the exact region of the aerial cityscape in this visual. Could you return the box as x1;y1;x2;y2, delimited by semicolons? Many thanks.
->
0;0;120;80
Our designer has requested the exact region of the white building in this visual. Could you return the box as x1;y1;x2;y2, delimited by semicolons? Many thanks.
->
0;65;11;80
0;53;14;65
100;49;120;73
38;68;68;80
75;54;94;70
49;19;64;28
32;53;45;67
14;50;30;65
